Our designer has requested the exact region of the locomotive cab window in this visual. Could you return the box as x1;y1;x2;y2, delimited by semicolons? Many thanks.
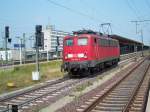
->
78;38;88;45
65;39;73;46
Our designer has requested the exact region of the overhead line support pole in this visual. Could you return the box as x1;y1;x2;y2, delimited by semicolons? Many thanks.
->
130;20;150;57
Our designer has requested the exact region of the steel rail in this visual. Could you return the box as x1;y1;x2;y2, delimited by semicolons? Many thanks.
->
123;59;150;112
82;58;146;112
0;77;68;102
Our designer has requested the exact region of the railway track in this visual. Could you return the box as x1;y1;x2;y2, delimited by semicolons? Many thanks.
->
0;72;111;112
0;77;92;112
67;57;150;112
0;54;147;112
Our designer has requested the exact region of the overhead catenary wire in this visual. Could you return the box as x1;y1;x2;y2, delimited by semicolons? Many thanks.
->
125;0;142;21
47;0;104;23
130;0;145;19
47;0;133;35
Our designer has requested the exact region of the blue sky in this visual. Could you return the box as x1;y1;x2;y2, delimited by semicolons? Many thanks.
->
0;0;150;48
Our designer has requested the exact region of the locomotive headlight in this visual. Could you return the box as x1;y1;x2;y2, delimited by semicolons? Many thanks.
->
78;53;87;58
67;54;73;58
78;53;84;58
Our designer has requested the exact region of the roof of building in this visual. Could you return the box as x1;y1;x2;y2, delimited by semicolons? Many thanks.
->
110;34;142;45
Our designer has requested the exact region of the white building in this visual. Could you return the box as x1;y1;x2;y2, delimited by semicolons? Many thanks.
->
0;50;12;61
43;25;70;52
0;49;25;61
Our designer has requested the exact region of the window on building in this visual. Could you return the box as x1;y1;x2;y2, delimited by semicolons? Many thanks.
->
78;38;88;46
65;39;73;46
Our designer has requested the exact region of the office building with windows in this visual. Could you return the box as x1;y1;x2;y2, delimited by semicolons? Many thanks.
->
43;25;70;57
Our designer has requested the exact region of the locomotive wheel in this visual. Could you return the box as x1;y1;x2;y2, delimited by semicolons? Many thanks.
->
113;59;119;65
89;68;94;74
70;70;78;76
69;69;89;77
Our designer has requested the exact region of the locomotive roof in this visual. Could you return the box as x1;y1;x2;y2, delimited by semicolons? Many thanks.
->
63;30;118;41
64;33;118;41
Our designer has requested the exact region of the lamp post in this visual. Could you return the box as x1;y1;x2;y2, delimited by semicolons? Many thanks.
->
44;39;49;62
16;37;23;65
29;35;35;49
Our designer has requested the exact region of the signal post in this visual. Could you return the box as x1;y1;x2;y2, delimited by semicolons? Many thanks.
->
32;25;44;81
4;26;11;65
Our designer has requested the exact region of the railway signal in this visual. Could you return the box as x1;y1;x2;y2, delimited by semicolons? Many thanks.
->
35;25;44;48
5;26;9;38
32;25;44;81
8;38;11;43
4;26;11;64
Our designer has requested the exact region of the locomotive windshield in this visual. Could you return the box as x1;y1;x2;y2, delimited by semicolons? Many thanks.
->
78;38;88;45
65;39;73;46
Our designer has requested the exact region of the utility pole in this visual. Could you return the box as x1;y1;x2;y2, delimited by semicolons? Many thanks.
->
130;20;150;57
140;29;144;56
16;36;23;65
47;48;49;61
23;33;26;63
44;39;49;62
130;21;139;34
1;32;4;48
56;36;60;59
20;38;23;65
29;35;34;49
134;43;137;61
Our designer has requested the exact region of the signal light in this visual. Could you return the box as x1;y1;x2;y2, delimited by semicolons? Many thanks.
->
36;25;42;33
35;25;44;48
5;26;9;38
38;33;44;47
8;38;11;43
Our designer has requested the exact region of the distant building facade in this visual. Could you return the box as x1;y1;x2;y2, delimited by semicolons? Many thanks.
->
0;50;12;61
43;25;70;52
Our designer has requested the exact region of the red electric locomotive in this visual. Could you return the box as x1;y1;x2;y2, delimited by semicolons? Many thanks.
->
61;30;120;76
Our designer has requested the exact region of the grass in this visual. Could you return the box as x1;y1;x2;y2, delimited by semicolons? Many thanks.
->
0;60;64;94
75;81;93;92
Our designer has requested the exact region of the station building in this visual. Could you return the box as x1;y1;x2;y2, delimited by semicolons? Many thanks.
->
111;35;143;54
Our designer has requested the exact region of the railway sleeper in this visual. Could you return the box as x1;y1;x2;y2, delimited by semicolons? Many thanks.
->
24;95;37;98
98;102;125;107
133;100;145;104
102;100;128;104
107;94;130;98
94;106;123;111
132;103;143;107
105;97;129;101
84;101;93;105
17;97;29;100
129;107;142;111
110;91;132;95
113;88;135;92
